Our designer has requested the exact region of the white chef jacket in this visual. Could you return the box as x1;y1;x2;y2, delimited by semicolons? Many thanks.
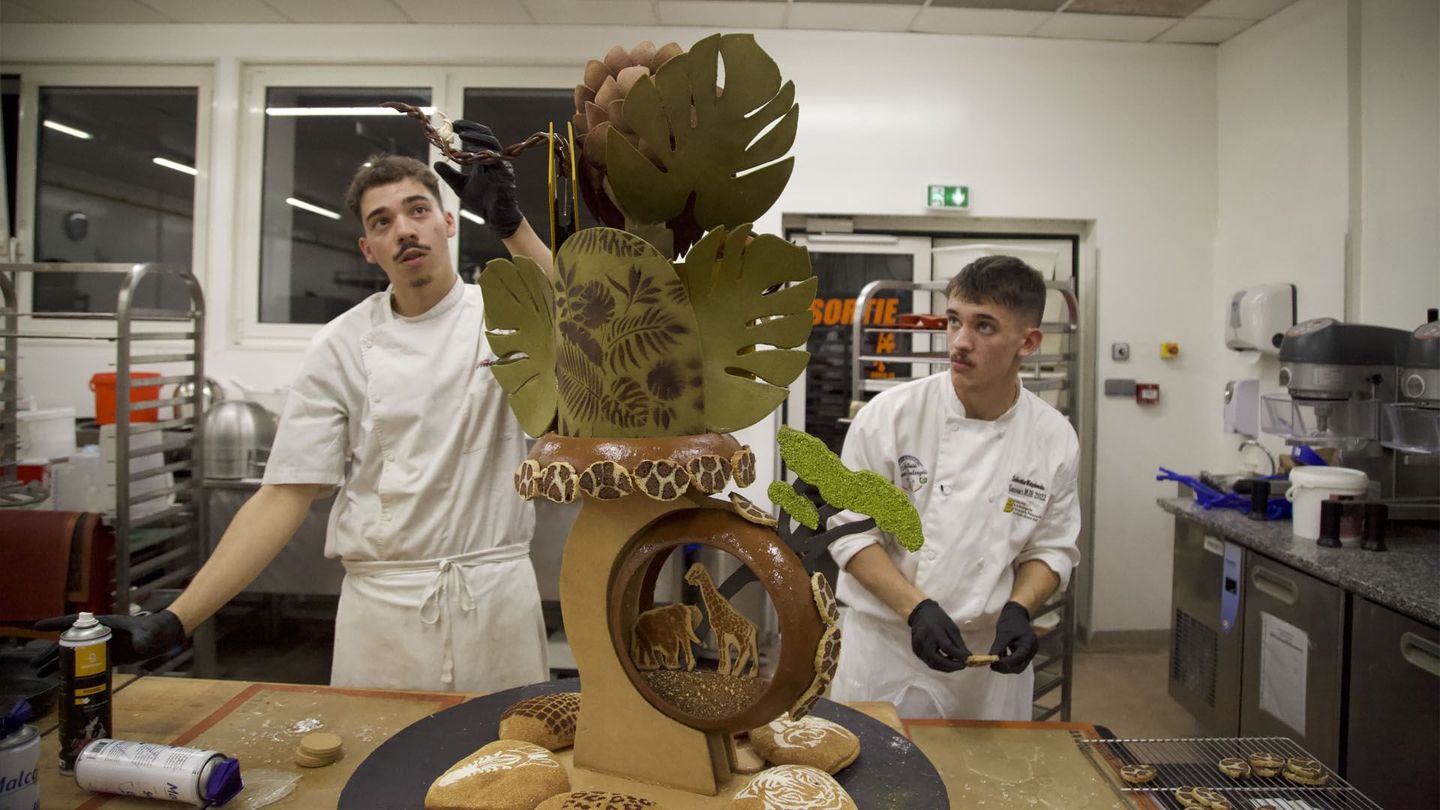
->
263;278;546;693
826;372;1080;719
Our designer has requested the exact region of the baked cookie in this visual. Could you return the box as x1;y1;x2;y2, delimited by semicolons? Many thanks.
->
732;765;856;810
1217;757;1251;779
499;693;581;751
1192;787;1232;810
1247;751;1284;777
1119;763;1156;784
748;714;860;774
1174;787;1206;808
1283;758;1329;786
425;740;568;810
535;791;660;810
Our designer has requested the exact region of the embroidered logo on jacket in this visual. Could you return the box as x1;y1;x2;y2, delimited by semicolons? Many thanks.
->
897;455;929;492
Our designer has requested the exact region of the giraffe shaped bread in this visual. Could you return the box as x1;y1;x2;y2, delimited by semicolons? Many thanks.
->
685;562;759;678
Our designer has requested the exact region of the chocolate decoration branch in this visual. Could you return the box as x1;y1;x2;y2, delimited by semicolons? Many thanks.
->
382;101;572;175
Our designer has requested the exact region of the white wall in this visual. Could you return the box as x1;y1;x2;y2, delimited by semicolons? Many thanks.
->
2;23;1220;632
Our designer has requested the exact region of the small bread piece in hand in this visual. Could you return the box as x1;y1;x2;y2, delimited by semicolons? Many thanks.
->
1119;764;1157;785
966;655;999;667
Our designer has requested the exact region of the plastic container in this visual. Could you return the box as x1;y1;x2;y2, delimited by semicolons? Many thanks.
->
17;406;76;460
90;372;162;425
1286;466;1369;545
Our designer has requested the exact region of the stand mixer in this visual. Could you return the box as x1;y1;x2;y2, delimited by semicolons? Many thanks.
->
1263;317;1439;518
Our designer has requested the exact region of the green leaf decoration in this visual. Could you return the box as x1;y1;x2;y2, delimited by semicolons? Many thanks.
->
768;480;819;530
552;228;706;437
775;426;925;552
606;33;799;241
478;255;557;437
678;224;816;433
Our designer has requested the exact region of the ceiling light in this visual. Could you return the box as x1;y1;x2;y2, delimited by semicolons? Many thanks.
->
152;157;198;176
264;106;436;117
460;210;486;226
43;120;93;140
285;197;341;220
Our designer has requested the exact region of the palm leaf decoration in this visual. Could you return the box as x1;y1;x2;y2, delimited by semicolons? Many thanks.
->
678;224;816;432
606;33;798;253
478;255;557;437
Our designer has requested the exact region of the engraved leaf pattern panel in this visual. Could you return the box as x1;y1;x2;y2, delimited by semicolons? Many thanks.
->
552;228;704;436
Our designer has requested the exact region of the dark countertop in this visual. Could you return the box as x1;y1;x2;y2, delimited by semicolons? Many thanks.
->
1159;497;1440;627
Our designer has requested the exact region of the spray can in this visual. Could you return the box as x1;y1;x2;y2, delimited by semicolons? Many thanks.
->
74;740;242;807
0;700;39;810
58;613;112;773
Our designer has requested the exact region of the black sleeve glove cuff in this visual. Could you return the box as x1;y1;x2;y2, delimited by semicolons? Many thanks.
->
908;598;939;627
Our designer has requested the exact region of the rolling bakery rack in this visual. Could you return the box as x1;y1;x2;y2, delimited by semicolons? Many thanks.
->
848;277;1082;722
0;262;214;675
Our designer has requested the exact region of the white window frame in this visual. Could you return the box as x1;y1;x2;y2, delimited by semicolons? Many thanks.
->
231;65;578;348
3;64;214;338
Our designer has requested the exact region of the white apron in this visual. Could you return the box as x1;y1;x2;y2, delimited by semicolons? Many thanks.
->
271;280;547;693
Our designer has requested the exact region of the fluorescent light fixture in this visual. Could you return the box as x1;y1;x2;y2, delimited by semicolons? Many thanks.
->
152;157;198;176
43;120;93;140
459;210;486;226
285;197;341;220
265;106;436;117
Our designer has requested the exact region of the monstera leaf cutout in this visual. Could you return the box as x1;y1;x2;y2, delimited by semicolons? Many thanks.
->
607;33;798;242
552;228;706;438
678;224;815;433
479;255;558;437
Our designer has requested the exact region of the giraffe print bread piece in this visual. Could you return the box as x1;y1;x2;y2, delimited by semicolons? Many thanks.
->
534;791;659;810
811;573;838;625
731;447;756;487
578;460;634;500
685;563;758;677
685;454;732;494
633;459;690;501
789;624;841;720
515;460;542;500
541;462;579;503
499;693;582;751
729;492;777;526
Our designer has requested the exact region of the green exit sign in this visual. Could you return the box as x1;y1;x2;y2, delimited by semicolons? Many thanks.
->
928;185;970;211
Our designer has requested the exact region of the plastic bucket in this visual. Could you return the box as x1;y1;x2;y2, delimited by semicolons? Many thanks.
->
1286;466;1369;544
90;372;163;425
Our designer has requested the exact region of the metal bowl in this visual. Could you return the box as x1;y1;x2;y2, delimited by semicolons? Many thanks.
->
202;400;277;480
172;377;226;421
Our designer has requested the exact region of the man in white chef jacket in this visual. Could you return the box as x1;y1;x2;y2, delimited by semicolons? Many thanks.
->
827;255;1081;720
38;123;554;693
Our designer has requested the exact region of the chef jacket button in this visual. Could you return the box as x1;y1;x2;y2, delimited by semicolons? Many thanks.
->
987;494;995;503
997;431;1005;439
925;550;937;561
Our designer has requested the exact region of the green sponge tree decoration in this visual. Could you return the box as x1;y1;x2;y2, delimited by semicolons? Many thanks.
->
719;426;925;599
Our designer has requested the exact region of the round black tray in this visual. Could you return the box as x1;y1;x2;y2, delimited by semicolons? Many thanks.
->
340;677;948;808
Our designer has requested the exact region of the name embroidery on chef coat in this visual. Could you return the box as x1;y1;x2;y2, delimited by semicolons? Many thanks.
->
1004;475;1048;522
897;455;929;492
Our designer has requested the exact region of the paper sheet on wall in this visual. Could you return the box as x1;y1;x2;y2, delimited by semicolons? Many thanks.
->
1259;611;1308;736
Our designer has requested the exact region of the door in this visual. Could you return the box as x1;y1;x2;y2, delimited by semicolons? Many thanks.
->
783;234;931;455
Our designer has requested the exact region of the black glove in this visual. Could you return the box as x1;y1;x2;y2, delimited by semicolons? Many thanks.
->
432;120;523;239
989;601;1039;674
907;598;971;673
31;610;187;671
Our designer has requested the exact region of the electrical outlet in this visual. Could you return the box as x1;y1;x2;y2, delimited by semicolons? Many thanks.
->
1112;342;1130;361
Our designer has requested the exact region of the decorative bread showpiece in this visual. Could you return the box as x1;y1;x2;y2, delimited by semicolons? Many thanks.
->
424;740;568;810
1247;751;1284;777
534;791;660;810
731;765;856;810
498;693;581;751
1119;763;1156;784
748;714;860;774
1218;757;1251;779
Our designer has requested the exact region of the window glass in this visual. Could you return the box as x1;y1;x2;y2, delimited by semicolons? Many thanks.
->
258;87;429;324
459;88;596;281
32;86;197;315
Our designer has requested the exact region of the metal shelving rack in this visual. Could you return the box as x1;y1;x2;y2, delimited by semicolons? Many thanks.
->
0;262;213;675
847;277;1082;721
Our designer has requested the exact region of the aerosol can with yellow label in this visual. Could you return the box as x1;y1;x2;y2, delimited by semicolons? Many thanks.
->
58;613;112;773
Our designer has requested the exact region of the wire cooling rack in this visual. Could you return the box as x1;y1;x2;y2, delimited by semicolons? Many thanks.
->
1076;736;1382;810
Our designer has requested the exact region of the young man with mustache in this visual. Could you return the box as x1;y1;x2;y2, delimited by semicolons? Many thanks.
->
38;123;557;693
826;255;1082;720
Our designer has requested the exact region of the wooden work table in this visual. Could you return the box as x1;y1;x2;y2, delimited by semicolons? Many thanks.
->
36;676;1124;809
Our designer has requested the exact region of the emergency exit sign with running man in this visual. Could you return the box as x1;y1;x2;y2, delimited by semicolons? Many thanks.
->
927;185;970;211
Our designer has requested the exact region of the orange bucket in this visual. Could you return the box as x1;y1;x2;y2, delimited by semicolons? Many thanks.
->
90;372;163;425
